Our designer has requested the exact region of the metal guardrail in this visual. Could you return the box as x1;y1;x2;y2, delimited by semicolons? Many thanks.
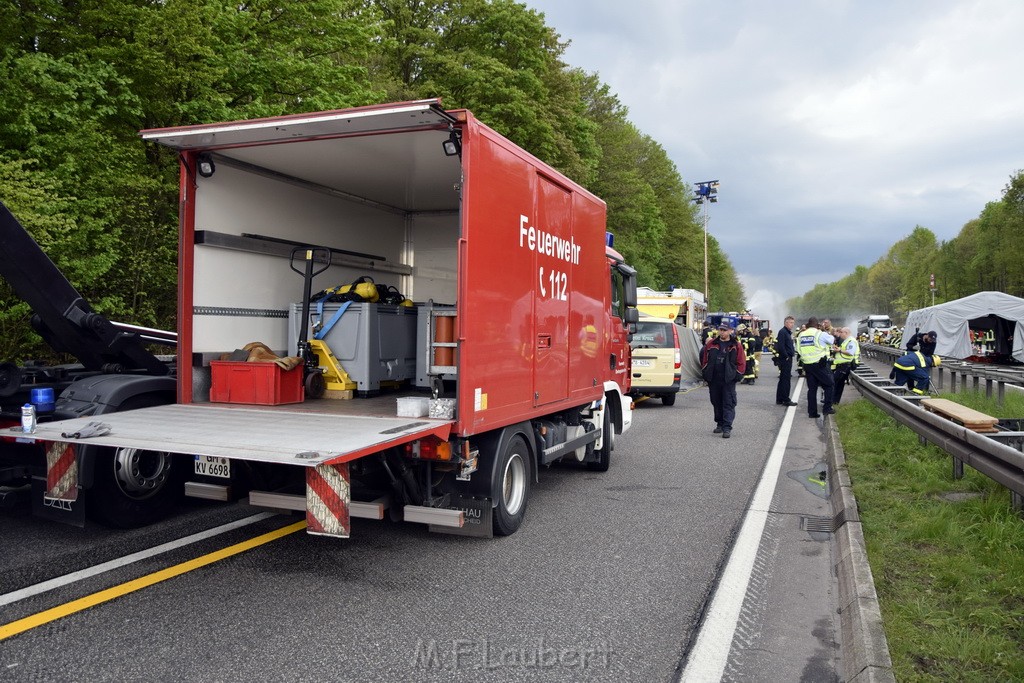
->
850;363;1024;511
859;342;1024;406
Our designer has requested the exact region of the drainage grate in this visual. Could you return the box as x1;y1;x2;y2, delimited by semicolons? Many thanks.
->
800;515;834;533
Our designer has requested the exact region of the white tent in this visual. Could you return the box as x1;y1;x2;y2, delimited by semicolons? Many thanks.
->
904;291;1024;362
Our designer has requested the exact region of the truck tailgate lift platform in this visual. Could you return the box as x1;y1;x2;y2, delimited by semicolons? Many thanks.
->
23;405;454;538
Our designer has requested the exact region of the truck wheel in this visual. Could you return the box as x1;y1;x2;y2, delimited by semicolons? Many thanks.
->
662;392;677;406
88;446;186;528
587;408;613;472
86;393;184;528
493;434;530;536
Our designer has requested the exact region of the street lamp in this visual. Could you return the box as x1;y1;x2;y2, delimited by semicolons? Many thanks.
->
693;180;719;308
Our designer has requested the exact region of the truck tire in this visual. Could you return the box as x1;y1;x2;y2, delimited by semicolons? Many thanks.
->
86;394;185;528
587;408;613;472
662;392;677;406
88;445;185;528
493;434;530;536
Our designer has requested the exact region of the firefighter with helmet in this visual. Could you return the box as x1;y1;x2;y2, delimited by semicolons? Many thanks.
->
738;324;757;384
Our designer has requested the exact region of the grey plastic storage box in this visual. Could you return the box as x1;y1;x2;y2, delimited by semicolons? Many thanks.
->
288;302;418;395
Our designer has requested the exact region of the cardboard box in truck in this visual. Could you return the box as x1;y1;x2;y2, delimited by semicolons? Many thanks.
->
25;100;639;538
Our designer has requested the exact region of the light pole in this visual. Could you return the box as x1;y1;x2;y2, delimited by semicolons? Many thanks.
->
693;180;719;308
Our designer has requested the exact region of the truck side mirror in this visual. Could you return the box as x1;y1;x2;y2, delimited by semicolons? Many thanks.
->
624;307;639;325
620;267;638;309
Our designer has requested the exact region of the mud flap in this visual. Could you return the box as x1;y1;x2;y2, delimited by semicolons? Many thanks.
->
429;495;493;538
305;462;351;538
31;441;84;526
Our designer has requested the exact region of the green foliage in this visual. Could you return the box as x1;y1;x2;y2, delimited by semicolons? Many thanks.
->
838;398;1024;681
0;0;744;361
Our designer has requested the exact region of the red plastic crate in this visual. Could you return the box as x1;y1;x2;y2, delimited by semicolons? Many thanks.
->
209;361;304;405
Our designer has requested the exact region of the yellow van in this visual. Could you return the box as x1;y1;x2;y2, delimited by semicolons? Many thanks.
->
629;316;681;405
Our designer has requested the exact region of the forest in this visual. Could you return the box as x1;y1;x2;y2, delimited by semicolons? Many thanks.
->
0;0;746;362
787;170;1024;323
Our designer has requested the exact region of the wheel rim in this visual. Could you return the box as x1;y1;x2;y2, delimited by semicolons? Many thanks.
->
113;447;172;500
501;452;526;515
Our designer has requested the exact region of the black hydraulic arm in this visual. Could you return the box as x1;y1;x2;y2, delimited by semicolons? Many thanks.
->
0;201;170;376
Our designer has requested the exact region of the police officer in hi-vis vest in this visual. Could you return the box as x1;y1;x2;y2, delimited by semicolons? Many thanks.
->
831;327;860;405
796;317;835;419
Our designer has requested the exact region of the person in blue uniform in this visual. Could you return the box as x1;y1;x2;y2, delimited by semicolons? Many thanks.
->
774;316;797;406
890;350;942;394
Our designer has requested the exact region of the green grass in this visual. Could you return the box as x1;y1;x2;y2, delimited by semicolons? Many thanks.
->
837;391;1024;682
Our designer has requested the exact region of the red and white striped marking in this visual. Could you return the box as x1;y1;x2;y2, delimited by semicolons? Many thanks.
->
45;441;78;502
306;463;350;538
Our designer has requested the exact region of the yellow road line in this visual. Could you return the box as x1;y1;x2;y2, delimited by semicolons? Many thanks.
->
0;519;307;641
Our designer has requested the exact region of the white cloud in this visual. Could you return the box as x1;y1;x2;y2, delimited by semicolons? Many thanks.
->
525;0;1024;302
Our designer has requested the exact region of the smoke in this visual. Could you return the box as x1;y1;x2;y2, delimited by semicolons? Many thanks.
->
746;289;786;333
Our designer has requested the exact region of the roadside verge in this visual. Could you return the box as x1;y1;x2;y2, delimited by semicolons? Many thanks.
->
825;416;896;683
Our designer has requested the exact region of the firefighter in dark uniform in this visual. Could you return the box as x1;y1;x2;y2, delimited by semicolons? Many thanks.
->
890;350;942;394
738;324;757;384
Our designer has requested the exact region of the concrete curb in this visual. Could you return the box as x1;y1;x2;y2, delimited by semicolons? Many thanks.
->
825;416;897;683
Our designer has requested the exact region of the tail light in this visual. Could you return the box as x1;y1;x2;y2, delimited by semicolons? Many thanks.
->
404;437;452;461
672;325;681;370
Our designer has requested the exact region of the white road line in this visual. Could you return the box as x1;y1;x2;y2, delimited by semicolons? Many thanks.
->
0;512;277;608
678;378;805;683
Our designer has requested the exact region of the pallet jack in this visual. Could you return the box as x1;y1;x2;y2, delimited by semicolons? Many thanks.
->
289;247;357;399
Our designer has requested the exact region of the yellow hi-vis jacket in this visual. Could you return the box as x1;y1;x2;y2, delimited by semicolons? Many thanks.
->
894;351;929;372
832;337;860;369
797;327;829;364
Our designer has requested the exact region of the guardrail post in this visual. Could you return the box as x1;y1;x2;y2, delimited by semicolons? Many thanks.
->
998;381;1005;408
972;376;980;392
953;456;964;480
1013;490;1023;513
985;378;993;400
937;368;944;391
949;372;956;393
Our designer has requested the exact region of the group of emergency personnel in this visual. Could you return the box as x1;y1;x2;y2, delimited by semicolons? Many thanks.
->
890;329;941;394
790;318;861;418
700;321;764;383
698;313;944;438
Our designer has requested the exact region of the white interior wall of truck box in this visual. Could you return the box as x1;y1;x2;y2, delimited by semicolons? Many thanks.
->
189;129;461;354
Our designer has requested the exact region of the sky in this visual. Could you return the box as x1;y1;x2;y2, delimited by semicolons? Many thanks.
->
524;0;1024;327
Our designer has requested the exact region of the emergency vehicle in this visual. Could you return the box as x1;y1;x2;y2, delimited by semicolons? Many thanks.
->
636;287;707;330
857;315;895;339
20;100;640;538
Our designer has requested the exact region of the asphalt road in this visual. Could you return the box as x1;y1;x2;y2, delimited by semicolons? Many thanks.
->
0;373;795;683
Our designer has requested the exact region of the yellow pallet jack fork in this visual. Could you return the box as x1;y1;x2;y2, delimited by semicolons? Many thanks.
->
308;339;356;396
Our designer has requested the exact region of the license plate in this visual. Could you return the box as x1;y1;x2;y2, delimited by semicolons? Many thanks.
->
194;455;230;478
632;359;652;367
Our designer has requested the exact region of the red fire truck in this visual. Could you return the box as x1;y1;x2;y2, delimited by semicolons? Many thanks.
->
23;100;639;538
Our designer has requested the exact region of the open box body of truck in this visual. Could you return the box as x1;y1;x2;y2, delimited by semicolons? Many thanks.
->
24;100;638;538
